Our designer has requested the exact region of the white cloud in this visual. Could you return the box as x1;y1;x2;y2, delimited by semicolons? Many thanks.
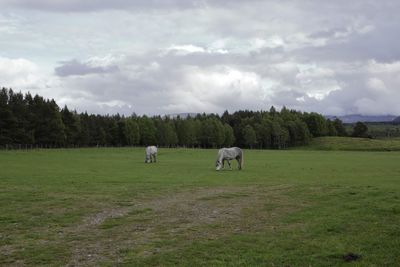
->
367;60;400;73
165;66;266;113
166;44;228;56
167;44;206;55
367;78;386;91
0;57;43;88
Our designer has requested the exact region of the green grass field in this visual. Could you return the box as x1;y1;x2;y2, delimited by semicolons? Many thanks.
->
1;147;400;266
300;136;400;151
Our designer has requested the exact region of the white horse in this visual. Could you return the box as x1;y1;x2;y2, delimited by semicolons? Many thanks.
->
215;147;243;171
145;146;158;163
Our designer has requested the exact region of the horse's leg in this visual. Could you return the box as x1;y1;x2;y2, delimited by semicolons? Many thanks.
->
236;157;241;170
227;160;232;170
154;154;157;163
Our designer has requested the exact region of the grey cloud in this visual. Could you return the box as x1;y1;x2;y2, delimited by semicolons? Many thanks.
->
298;24;400;63
55;60;119;77
270;90;320;111
0;0;265;12
4;0;400;116
55;37;400;116
56;58;183;115
308;28;347;39
0;0;198;12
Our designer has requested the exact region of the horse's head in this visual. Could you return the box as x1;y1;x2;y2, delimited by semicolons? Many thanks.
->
215;160;222;171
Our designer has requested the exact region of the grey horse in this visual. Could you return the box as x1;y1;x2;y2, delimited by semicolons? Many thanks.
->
215;147;243;171
145;146;158;163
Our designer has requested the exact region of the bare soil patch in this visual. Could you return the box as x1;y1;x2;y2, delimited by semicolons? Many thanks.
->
64;184;302;266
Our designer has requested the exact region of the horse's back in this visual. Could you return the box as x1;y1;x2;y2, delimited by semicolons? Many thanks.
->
220;147;242;158
233;147;242;156
146;146;157;154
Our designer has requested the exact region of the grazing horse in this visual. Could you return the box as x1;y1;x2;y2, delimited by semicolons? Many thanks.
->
145;146;157;163
215;147;243;171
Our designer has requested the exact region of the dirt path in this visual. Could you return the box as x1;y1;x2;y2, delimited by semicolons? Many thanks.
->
65;185;299;266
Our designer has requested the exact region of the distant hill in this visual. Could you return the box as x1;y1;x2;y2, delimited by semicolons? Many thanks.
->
325;114;398;123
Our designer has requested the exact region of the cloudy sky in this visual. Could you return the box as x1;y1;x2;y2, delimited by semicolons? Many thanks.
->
1;0;400;116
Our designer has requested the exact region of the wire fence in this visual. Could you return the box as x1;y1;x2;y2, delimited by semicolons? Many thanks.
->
0;144;209;151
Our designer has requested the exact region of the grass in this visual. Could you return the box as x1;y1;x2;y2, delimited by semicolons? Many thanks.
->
299;136;400;151
1;147;400;266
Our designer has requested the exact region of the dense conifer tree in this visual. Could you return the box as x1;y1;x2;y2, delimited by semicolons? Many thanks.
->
0;88;348;149
242;124;257;149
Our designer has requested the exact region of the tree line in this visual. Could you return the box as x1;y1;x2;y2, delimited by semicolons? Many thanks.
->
0;88;349;149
